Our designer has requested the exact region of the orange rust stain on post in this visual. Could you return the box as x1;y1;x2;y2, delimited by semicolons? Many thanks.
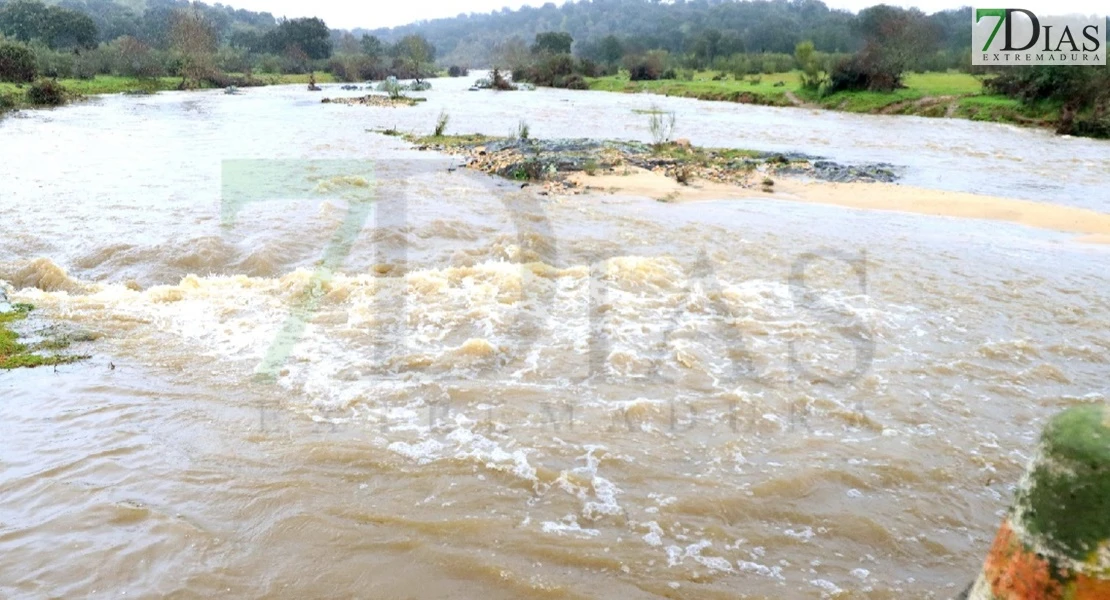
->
980;521;1065;600
1072;574;1110;597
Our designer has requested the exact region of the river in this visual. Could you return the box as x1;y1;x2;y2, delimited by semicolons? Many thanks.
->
1;75;1108;598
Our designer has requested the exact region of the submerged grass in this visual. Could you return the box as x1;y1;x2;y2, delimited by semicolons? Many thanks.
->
0;304;90;369
650;143;762;166
401;132;499;148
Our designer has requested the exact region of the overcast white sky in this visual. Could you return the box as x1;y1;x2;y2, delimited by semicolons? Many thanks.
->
233;0;1106;31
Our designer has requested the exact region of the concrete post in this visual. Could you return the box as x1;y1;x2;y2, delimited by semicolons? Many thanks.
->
967;403;1110;599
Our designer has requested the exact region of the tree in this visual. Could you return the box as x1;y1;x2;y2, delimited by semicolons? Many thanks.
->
112;35;161;79
266;17;331;60
170;7;217;86
794;40;823;90
854;5;938;74
44;6;98;50
228;29;265;53
393;33;434;80
531;31;572;55
0;0;50;43
493;35;530;72
334;31;360;55
694;28;722;67
0;39;36;82
599;34;623;65
0;0;97;50
360;34;383;60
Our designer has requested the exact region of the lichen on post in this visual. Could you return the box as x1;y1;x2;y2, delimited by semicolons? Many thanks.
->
967;403;1110;599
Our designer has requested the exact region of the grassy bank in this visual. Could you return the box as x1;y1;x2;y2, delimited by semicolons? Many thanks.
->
0;304;89;369
587;70;1059;127
0;72;337;115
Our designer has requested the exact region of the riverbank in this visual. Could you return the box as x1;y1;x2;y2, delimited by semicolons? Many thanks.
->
0;294;91;369
0;72;336;116
402;132;1110;242
587;70;1059;129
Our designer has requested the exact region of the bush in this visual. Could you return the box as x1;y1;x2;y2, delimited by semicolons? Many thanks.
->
377;76;404;98
648;104;676;146
531;53;574;85
491;68;514;90
434;110;449;136
0;91;19;110
25;78;66;106
216;47;252;74
34;45;75;79
661;68;677;80
328;54;376;82
447;65;468;77
625;53;665;81
107;37;165;79
1071;116;1110;139
254;53;283;74
577;58;601;78
0;40;37;83
825;52;904;94
559;73;588;90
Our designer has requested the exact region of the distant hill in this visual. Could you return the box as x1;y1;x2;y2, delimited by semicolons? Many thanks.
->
348;0;971;67
28;0;280;45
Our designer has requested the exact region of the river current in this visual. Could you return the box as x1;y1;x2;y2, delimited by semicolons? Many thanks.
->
1;76;1108;598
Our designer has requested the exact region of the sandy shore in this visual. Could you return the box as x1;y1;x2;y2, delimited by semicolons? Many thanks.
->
570;168;1110;243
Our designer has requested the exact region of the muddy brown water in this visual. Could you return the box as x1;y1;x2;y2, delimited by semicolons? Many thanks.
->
1;76;1109;598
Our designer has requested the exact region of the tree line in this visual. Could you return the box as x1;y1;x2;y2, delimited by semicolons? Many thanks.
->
359;0;974;73
0;0;441;86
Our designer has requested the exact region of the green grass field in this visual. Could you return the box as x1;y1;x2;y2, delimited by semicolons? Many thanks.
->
587;70;1056;126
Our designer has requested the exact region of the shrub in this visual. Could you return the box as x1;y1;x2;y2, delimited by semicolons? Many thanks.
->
661;68;677;80
34;45;75;79
516;119;530;140
648;104;676;146
447;65;468;77
434;110;449;136
530;53;575;85
795;41;824;91
377;76;404;98
0;40;37;83
577;58;601;78
109;37;165;79
559;74;588;90
25;78;66;106
491;68;514;90
216;47;252;74
625;52;665;81
825;52;903;94
328;54;375;82
0;91;19;110
254;53;283;74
